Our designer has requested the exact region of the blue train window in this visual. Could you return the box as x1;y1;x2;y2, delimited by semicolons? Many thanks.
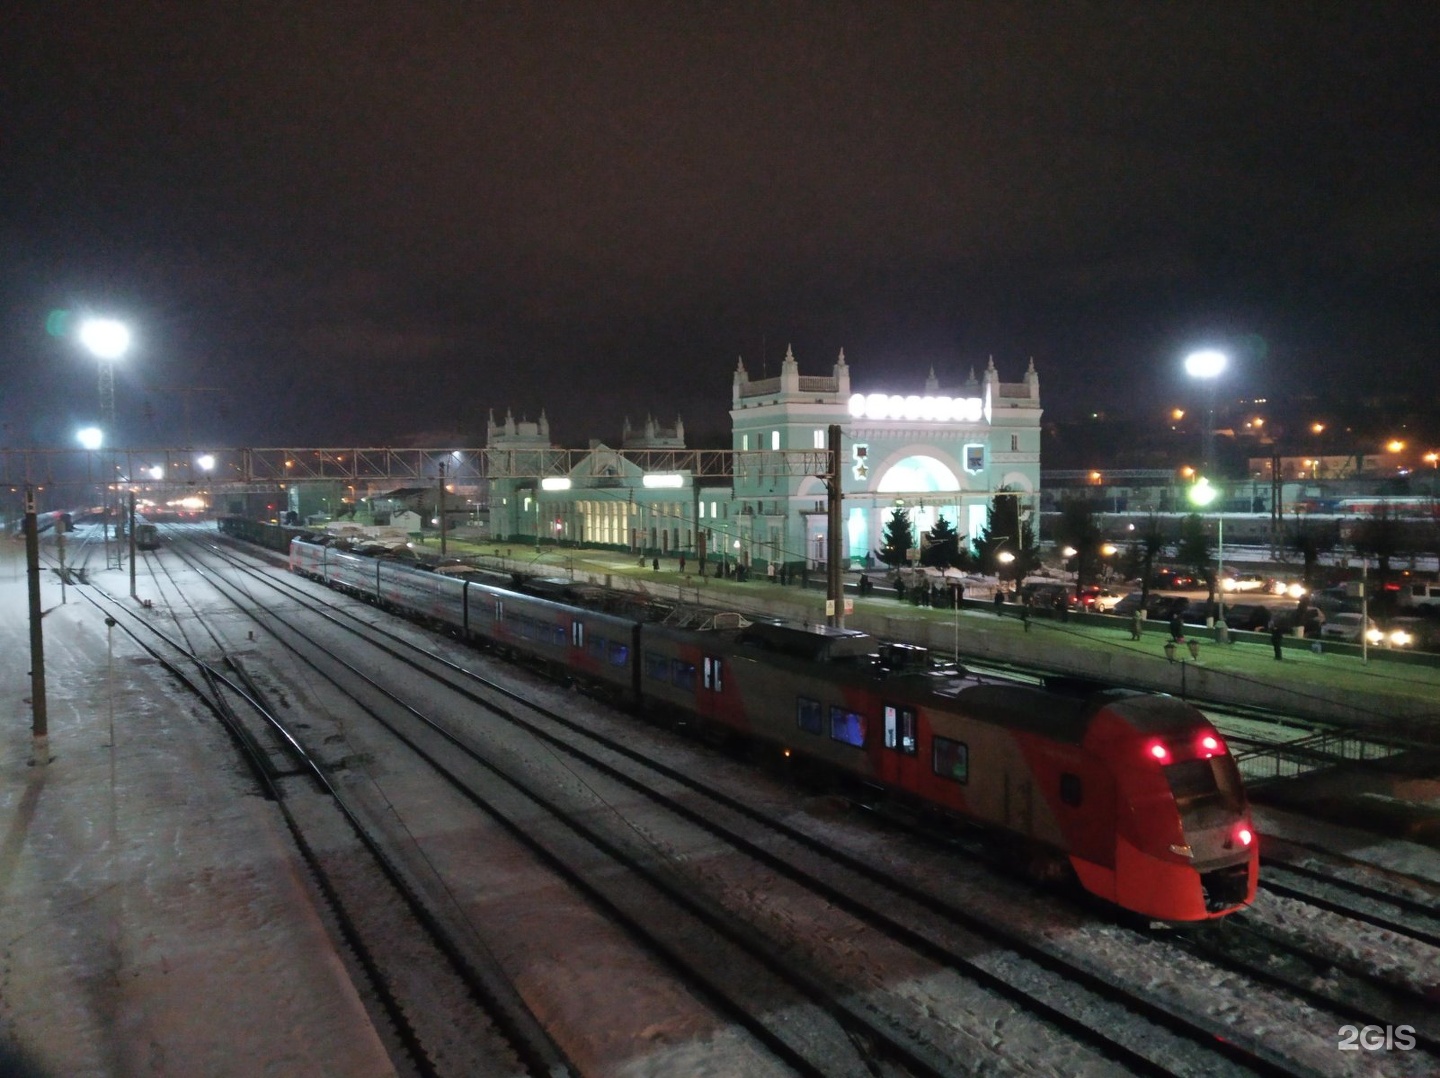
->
883;705;917;755
609;643;629;666
933;737;968;783
797;697;823;735
829;706;865;747
672;660;696;691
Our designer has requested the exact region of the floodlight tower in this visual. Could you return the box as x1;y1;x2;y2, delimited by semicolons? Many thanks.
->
1183;349;1227;476
79;317;131;566
79;318;131;434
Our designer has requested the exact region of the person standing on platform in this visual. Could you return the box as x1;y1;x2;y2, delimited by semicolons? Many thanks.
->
1271;622;1285;660
1130;608;1143;641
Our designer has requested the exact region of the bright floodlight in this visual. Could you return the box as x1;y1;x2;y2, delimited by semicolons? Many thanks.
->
196;454;215;471
77;427;103;450
79;318;131;360
1188;476;1219;507
1183;349;1227;380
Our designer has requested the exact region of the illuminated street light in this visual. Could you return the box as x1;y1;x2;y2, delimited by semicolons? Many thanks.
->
1188;477;1225;631
1183;349;1227;380
78;317;131;562
78;317;130;360
1183;349;1227;475
1188;476;1218;507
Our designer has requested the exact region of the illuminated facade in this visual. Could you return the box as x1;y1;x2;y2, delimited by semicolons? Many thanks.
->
487;348;1042;571
487;408;701;553
729;346;1041;569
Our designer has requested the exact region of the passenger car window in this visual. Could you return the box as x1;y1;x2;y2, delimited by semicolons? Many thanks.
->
932;737;968;783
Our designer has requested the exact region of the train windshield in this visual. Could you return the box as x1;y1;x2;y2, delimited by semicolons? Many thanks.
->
1163;756;1244;828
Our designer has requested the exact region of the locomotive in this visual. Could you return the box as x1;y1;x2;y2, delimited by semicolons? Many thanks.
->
287;537;1258;922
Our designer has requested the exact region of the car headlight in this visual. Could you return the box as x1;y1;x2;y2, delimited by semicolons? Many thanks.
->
1365;628;1385;644
1389;630;1412;647
1286;583;1307;598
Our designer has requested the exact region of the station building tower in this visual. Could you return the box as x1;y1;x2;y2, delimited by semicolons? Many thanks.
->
728;346;1041;571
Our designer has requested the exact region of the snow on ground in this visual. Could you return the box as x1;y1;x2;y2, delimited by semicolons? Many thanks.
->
5;531;1438;1077
0;546;394;1078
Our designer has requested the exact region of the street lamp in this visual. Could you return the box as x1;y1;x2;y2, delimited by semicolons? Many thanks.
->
1183;349;1227;476
1188;476;1226;634
79;317;131;432
79;317;130;564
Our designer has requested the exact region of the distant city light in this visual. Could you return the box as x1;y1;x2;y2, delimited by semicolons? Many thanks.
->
1386;439;1405;453
78;318;131;360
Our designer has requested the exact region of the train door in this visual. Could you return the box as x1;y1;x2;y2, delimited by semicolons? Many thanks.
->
877;703;918;784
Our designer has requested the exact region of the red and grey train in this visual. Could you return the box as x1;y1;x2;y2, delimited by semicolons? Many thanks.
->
289;537;1258;922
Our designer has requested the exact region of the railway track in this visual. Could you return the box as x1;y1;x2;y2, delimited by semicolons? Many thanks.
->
92;547;566;1077
183;524;1440;1076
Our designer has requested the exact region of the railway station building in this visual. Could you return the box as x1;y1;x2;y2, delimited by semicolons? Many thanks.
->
486;347;1042;572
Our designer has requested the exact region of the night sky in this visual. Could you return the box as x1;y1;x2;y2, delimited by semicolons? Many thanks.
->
5;2;1437;451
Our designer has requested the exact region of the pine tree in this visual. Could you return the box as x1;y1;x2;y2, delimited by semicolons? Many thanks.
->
876;507;915;569
973;489;1039;579
922;514;960;567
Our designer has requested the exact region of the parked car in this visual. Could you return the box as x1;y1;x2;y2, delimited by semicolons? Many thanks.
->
1381;617;1440;651
1272;605;1325;637
1181;599;1219;625
1219;572;1266;593
1319;612;1377;643
1076;585;1123;612
1145;594;1191;621
1112;592;1146;617
1223;603;1272;632
1151;568;1198;589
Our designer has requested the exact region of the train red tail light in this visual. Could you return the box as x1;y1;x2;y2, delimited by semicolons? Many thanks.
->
1237;827;1253;847
1198;733;1226;757
1147;741;1171;764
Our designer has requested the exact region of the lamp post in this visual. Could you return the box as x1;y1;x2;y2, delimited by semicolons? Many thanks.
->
79;318;130;566
1185;350;1228;637
1183;349;1227;476
1189;476;1226;637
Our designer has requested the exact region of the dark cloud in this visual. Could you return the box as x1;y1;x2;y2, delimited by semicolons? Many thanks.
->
3;1;1438;449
